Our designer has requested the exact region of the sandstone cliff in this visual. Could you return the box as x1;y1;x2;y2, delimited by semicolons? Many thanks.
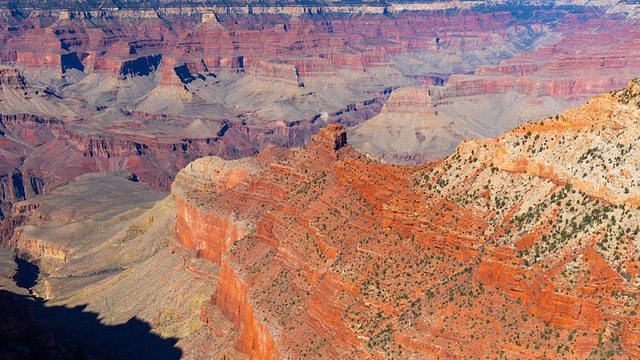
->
172;82;640;358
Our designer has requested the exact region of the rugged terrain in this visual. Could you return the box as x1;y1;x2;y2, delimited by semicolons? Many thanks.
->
171;80;640;358
0;0;639;220
3;72;640;359
349;12;640;164
2;172;239;358
2;1;640;358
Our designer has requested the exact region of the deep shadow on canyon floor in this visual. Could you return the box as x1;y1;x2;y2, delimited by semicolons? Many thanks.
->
12;258;38;290
0;288;182;360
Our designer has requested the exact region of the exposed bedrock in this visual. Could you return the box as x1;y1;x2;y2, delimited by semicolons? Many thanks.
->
172;82;640;357
0;171;240;357
0;4;631;177
350;15;640;165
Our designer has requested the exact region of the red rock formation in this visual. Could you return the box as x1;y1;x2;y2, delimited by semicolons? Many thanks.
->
246;60;302;86
6;28;63;70
212;260;280;359
432;18;640;101
283;58;333;77
1;4;640;358
0;3;627;200
174;198;248;263
173;83;640;358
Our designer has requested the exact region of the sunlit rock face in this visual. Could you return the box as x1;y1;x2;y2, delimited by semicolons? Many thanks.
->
8;82;640;358
171;83;640;357
0;1;637;212
3;1;640;357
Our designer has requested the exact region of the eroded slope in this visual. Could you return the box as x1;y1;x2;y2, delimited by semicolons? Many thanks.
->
6;172;243;358
174;81;640;358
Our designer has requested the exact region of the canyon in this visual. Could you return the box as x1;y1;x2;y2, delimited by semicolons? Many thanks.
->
168;80;640;358
3;60;640;359
2;0;640;358
1;171;236;358
349;12;640;164
0;0;638;219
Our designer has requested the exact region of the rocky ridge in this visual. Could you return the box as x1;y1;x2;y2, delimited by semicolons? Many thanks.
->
172;80;640;358
0;2;636;215
350;14;640;164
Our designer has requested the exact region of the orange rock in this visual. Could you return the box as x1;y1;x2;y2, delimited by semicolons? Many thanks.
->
173;83;640;357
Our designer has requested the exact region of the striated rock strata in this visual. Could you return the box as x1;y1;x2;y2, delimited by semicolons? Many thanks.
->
348;86;468;164
0;2;639;226
173;82;640;358
351;14;640;165
4;171;247;358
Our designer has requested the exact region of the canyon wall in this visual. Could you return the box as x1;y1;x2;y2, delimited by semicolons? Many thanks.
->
0;2;635;216
172;82;640;357
3;2;640;358
3;171;245;358
350;14;640;164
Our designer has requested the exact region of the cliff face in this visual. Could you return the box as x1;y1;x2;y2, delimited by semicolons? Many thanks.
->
351;14;640;164
173;157;256;263
0;2;636;222
3;171;244;358
173;82;640;358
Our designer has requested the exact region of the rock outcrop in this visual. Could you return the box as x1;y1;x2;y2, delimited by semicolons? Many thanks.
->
173;82;640;358
0;2;638;227
348;86;467;164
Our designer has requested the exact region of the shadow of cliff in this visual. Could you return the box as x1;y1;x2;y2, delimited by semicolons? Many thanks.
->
0;289;182;360
12;257;38;289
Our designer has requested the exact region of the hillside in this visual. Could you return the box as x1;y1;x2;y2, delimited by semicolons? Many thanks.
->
0;1;638;227
3;172;237;358
170;80;640;358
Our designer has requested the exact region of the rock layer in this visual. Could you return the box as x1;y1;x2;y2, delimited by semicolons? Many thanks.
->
4;172;243;358
173;83;640;358
351;14;640;164
0;2;638;227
